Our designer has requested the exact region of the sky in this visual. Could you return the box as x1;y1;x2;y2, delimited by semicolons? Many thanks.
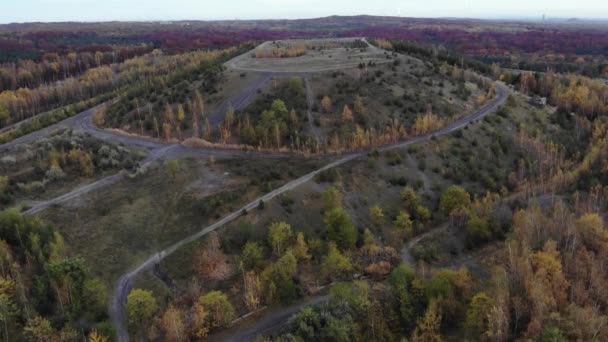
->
1;0;608;23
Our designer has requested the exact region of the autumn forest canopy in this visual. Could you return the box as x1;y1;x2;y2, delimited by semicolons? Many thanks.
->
0;14;607;342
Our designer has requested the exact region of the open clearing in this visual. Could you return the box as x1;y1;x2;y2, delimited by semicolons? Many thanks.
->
226;37;390;73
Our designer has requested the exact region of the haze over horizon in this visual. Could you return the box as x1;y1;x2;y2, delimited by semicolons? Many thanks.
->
2;0;608;24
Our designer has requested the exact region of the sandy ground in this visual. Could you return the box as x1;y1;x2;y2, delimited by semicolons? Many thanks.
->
225;38;391;73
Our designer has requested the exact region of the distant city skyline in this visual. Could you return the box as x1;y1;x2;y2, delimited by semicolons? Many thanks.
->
2;0;608;24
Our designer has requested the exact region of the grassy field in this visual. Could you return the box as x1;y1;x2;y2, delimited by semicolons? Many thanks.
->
39;155;325;287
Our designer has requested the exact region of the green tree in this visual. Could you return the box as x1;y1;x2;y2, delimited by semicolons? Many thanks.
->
539;326;568;342
241;241;264;271
394;211;414;237
415;205;431;224
0;104;9;124
0;293;17;342
292;232;311;262
439;185;470;216
0;209;25;246
23;316;55;342
322;186;342;211
127;289;158;328
270;99;289;118
199;290;236;328
268;222;293;256
390;264;427;331
465;292;494;339
369;205;385;227
329;280;370;317
465;215;491;246
83;278;108;318
288;306;321;340
325;207;358;250
289;76;304;95
262;251;298;303
401;187;420;210
47;258;86;317
166;160;180;180
321;242;353;280
412;300;442;342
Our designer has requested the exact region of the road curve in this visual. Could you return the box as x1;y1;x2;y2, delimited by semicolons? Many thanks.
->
109;82;509;341
213;222;450;342
4;71;288;217
0;38;508;341
209;295;329;342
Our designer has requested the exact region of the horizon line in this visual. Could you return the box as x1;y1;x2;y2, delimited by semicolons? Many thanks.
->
2;14;608;25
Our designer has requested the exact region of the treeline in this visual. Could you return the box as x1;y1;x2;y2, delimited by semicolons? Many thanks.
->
0;48;229;129
3;18;607;63
351;26;608;57
0;44;153;92
0;30;151;64
261;189;608;341
100;45;252;139
254;45;307;58
0;209;112;340
372;38;492;76
509;71;608;120
481;55;608;79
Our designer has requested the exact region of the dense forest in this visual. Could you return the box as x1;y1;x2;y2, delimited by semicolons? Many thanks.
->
0;209;112;340
0;44;153;92
0;47;245;130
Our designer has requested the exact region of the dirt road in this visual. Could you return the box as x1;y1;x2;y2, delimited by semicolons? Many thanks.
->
209;72;275;126
0;38;509;342
109;82;509;342
206;222;451;341
400;223;450;264
3;71;286;217
225;37;391;74
208;296;329;342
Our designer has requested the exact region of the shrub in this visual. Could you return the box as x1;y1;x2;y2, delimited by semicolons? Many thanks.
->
45;165;66;181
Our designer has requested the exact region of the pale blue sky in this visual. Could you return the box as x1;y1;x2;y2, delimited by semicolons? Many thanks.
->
1;0;607;23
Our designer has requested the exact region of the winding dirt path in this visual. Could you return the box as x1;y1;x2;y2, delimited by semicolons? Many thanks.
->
0;38;509;341
110;82;509;341
400;223;450;264
4;71;287;216
209;222;452;341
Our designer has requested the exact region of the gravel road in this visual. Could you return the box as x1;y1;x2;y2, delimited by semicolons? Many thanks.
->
109;82;509;342
0;38;510;342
